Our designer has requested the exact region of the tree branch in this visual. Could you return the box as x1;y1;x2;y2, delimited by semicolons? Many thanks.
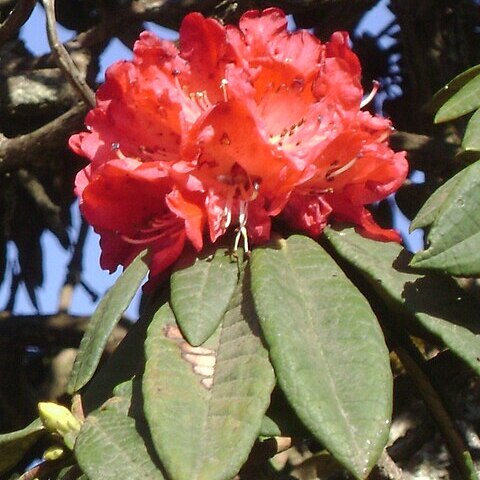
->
0;312;128;351
16;168;68;247
42;0;95;107
0;102;88;173
395;345;478;480
0;0;36;47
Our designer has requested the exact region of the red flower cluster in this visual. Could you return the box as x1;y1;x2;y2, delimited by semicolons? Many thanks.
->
70;8;408;281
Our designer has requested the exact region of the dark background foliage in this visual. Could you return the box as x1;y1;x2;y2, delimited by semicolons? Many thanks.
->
1;0;479;477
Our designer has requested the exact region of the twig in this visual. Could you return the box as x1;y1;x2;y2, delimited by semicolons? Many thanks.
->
42;0;95;107
4;271;20;312
0;312;128;352
375;450;408;480
0;0;36;47
58;219;91;312
395;345;478;480
16;168;68;247
0;102;88;173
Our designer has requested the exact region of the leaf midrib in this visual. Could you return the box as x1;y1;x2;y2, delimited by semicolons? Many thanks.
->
281;242;364;466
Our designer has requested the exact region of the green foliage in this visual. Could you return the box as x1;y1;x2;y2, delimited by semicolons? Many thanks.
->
412;65;480;276
325;228;480;375
75;410;162;480
411;160;480;275
15;233;480;479
0;419;44;475
170;246;238;346
250;236;392;479
67;250;149;394
434;66;480;123
5;4;480;480
463;108;480;152
9;61;480;480
427;65;480;116
143;271;275;480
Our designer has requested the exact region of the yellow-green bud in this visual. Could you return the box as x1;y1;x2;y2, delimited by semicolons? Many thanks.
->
38;402;81;438
43;444;66;461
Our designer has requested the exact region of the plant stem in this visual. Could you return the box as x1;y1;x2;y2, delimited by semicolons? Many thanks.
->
395;344;478;480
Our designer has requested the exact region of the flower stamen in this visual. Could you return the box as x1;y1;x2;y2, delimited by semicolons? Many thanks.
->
121;216;181;245
360;80;380;109
325;157;357;181
223;199;233;229
190;90;212;110
233;200;249;253
220;79;229;102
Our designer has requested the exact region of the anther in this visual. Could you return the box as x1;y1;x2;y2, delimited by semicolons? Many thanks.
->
251;181;260;201
220;79;229;102
220;133;231;145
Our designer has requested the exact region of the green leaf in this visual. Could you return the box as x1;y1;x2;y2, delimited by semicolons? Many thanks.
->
250;235;392;479
81;294;162;413
0;419;44;475
67;251;148;395
426;64;480;115
435;71;480;123
410;170;466;231
75;409;162;480
324;227;480;375
171;247;238;346
463;108;480;152
143;274;275;480
410;160;480;275
99;380;134;416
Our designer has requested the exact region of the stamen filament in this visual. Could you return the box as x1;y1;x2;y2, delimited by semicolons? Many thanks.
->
233;200;249;253
121;217;180;245
223;206;232;229
360;80;380;109
220;79;229;102
326;157;357;180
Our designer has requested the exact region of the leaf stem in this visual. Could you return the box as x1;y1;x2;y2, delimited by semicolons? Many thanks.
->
395;343;478;480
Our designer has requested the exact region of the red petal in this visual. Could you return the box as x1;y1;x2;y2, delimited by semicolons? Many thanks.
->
166;188;205;250
313;32;363;109
81;160;173;233
237;8;288;47
330;199;402;242
183;98;295;194
283;193;333;237
179;13;233;99
97;229;141;273
148;230;187;278
246;196;272;244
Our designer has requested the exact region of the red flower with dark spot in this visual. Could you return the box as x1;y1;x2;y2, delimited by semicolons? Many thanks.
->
70;8;408;279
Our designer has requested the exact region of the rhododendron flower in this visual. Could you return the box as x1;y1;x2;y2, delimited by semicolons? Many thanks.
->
70;7;408;280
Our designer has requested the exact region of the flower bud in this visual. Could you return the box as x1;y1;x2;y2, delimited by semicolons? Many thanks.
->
38;402;81;438
43;444;66;461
